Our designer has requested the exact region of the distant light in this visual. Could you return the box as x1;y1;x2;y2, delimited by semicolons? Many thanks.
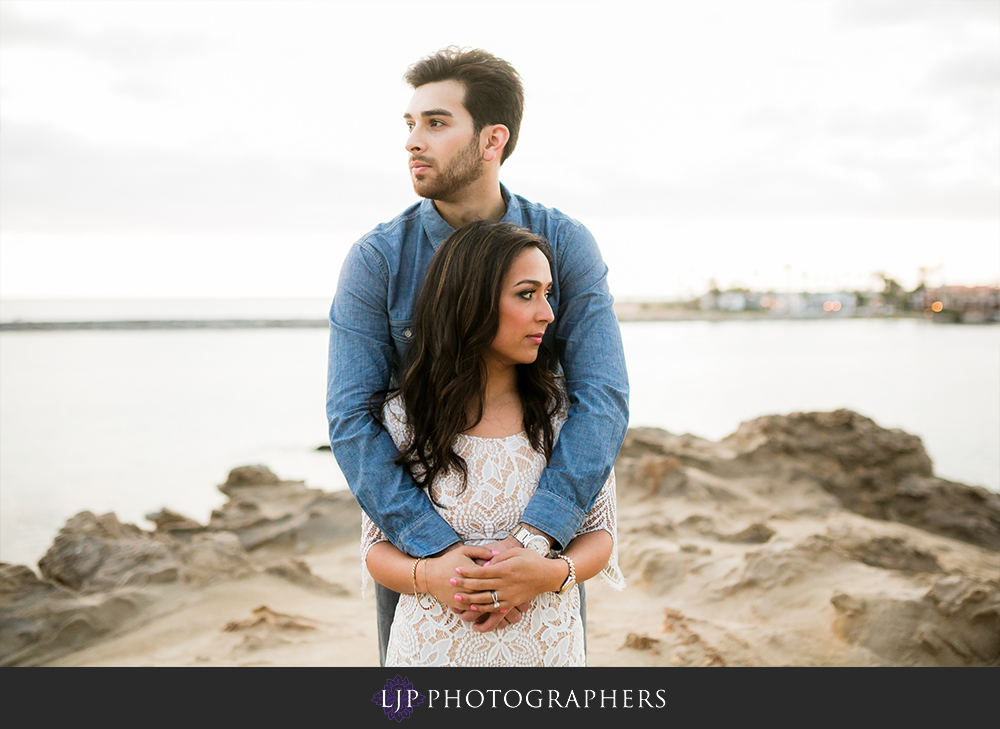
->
932;301;943;312
832;301;842;312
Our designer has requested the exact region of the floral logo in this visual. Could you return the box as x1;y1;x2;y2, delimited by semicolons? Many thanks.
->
372;675;425;722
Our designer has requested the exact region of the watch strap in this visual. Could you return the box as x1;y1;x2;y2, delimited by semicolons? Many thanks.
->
512;525;548;553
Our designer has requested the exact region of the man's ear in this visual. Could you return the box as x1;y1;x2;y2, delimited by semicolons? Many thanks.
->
481;124;510;163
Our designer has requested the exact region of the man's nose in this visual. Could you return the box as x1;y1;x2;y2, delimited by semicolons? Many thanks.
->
406;128;425;154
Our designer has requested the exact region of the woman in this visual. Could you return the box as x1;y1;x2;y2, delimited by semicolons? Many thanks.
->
361;221;624;666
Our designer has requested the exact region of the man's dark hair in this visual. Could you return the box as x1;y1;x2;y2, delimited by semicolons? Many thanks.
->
405;46;524;165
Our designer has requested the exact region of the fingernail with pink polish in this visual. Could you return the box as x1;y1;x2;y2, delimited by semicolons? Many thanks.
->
492;550;500;555
470;606;477;611
455;568;461;574
454;595;462;601
449;578;457;585
501;609;507;613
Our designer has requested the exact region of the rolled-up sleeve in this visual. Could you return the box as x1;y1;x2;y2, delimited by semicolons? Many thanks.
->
326;238;460;557
520;223;630;549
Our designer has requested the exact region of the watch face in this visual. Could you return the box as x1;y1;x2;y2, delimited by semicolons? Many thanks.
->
526;536;549;555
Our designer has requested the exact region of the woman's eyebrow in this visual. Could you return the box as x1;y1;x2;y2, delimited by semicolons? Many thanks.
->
513;279;544;287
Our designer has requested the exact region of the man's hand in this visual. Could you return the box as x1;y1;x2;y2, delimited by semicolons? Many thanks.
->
479;524;553;558
477;534;520;556
452;599;532;631
455;601;532;632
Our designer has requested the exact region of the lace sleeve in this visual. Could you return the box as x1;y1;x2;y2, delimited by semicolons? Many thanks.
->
576;467;626;591
360;510;388;600
359;396;410;598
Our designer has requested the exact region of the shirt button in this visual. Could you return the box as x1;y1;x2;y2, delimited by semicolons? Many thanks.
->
404;329;412;338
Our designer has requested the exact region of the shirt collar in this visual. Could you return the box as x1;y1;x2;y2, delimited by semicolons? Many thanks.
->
420;184;524;250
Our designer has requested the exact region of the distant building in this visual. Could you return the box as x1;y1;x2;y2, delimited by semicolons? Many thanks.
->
716;291;747;311
920;286;1000;323
759;293;807;316
806;293;857;316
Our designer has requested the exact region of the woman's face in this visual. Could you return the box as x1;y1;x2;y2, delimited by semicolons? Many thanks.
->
488;246;554;367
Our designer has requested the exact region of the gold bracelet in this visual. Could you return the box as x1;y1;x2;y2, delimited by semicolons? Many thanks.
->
555;554;577;595
411;557;436;610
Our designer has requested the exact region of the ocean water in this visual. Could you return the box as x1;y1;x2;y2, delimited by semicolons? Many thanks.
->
1;303;997;569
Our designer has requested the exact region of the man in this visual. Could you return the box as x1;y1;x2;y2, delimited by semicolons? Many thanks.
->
327;47;629;666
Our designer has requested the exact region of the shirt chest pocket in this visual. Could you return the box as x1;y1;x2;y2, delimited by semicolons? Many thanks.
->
389;319;415;363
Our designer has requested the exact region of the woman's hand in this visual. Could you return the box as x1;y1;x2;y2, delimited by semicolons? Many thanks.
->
418;544;496;610
449;547;568;613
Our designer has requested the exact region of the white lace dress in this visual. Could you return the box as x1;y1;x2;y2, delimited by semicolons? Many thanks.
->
361;396;625;667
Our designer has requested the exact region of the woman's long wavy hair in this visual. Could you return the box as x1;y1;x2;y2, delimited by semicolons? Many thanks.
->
376;220;564;501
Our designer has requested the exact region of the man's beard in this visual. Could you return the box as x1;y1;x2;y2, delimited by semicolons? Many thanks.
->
412;135;483;202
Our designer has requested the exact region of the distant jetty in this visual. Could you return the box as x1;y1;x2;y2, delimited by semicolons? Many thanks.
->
2;300;995;331
0;319;330;332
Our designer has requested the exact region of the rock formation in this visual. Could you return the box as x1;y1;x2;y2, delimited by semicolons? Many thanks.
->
0;466;358;666
2;413;998;667
621;410;1000;550
614;411;999;667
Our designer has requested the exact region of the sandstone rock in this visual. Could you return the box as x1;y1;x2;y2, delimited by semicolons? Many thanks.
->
221;465;282;490
176;532;255;585
209;466;361;553
38;512;180;594
734;536;847;591
843;536;942;574
0;562;150;667
223;605;318;632
888;475;1000;551
614;454;688;500
625;543;701;595
831;576;1000;666
2;511;259;665
624;632;660;650
145;508;205;536
34;510;258;594
719;411;1000;550
617;412;1000;552
722;523;776;544
264;559;349;596
659;607;727;666
4;464;365;665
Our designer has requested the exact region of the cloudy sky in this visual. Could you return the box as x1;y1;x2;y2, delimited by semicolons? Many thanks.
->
1;0;998;300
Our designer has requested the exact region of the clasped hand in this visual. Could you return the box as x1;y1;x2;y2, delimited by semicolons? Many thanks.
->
423;538;560;633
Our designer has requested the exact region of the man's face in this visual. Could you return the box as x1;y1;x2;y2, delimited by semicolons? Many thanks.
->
404;80;484;202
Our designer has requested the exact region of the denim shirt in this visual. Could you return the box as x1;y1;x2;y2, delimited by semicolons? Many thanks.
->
326;185;629;557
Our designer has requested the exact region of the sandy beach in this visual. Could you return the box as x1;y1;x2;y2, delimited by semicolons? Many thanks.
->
2;409;998;668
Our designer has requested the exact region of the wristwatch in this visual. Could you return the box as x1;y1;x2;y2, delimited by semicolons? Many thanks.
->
554;554;577;595
511;525;550;556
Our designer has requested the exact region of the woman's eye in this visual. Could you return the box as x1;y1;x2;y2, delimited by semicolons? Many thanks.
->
518;290;533;300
